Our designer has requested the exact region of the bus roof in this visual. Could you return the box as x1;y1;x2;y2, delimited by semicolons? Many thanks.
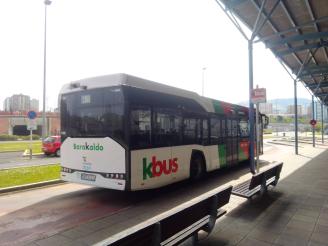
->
59;73;248;115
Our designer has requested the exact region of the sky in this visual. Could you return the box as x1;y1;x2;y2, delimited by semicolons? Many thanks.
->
0;0;312;111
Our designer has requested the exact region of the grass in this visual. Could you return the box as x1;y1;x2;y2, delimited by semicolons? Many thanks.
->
0;164;60;189
0;141;42;153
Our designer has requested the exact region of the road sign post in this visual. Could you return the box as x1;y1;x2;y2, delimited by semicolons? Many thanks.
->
310;118;317;148
251;86;266;173
255;103;260;173
27;111;37;159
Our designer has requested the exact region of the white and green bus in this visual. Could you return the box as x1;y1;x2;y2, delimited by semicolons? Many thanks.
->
60;73;266;191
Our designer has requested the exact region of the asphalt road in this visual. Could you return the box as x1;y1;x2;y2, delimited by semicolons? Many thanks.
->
0;151;60;169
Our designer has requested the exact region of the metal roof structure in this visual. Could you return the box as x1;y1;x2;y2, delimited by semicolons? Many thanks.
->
216;0;328;105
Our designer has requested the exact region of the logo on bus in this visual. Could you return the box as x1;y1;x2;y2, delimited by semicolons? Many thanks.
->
73;142;104;151
143;156;179;180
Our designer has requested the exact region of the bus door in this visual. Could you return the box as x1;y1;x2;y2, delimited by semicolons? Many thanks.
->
238;118;250;161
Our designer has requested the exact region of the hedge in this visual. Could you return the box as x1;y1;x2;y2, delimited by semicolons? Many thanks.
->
0;134;41;141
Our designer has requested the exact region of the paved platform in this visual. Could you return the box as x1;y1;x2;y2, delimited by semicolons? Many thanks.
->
192;143;328;246
13;140;327;246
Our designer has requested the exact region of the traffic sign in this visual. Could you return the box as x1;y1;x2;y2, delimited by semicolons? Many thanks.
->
27;119;37;130
310;119;317;126
251;87;266;104
27;111;37;120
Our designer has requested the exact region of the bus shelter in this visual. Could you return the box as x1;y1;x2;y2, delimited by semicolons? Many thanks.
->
215;0;328;172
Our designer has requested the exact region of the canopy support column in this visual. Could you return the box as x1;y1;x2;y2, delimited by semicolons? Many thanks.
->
312;95;316;147
321;102;324;143
248;40;255;174
294;79;298;154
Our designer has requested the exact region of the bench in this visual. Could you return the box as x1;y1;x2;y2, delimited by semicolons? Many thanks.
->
232;162;283;199
97;185;232;246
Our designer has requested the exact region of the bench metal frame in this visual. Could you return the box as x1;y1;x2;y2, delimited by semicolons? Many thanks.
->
232;162;283;199
98;185;232;246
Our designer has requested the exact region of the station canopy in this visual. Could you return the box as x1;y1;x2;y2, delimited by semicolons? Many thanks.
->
219;0;328;105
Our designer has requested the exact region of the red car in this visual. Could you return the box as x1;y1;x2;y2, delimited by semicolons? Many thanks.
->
42;136;61;157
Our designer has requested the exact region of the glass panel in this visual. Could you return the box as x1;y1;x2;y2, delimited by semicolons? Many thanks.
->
227;119;232;137
202;119;209;145
130;108;151;148
231;120;238;137
210;117;220;144
239;120;249;137
154;111;182;146
60;87;124;143
183;118;197;144
43;137;55;143
221;119;226;137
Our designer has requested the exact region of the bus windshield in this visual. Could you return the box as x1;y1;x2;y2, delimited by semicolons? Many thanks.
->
60;87;125;143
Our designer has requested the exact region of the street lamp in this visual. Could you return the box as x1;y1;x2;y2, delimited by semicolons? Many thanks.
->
42;0;52;139
202;67;206;96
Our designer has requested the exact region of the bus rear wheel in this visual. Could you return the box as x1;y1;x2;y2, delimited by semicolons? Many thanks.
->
190;154;205;181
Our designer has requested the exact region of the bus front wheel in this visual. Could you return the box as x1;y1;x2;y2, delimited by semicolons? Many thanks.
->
190;153;205;181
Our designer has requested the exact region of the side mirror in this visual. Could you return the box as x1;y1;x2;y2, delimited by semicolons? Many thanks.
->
263;115;269;129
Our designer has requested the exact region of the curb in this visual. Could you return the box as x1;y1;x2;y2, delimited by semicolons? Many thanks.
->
0;163;60;171
0;179;65;195
266;141;298;147
0;150;24;154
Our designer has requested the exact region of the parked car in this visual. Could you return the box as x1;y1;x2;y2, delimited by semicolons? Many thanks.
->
42;136;61;157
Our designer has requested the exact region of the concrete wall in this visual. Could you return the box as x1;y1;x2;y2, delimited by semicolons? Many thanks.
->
0;118;10;134
0;113;60;136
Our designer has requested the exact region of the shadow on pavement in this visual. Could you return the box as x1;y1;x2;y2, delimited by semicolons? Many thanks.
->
197;149;328;246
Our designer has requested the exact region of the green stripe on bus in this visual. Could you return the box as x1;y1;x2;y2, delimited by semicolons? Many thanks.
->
212;100;224;114
218;144;227;168
238;145;248;161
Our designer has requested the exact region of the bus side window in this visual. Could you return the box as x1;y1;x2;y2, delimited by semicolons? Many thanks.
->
231;120;238;137
196;119;202;143
239;120;249;137
130;108;151;149
153;110;182;147
221;119;226;137
210;117;220;144
227;119;232;137
183;118;197;144
202;119;209;145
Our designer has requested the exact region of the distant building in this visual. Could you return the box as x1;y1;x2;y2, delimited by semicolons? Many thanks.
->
10;94;30;112
3;97;11;112
287;105;302;115
315;102;328;121
259;103;273;114
307;104;313;118
30;99;39;112
3;94;40;113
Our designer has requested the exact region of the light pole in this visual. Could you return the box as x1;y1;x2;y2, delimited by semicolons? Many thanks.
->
42;0;52;139
202;67;206;96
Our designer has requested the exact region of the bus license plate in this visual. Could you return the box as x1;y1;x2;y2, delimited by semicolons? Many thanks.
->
81;173;96;182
